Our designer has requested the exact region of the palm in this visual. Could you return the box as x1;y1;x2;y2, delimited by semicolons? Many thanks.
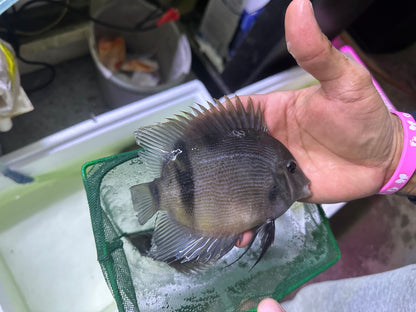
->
249;84;396;203
236;0;401;203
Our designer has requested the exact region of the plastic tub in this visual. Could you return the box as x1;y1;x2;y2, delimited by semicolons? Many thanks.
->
89;0;192;107
0;80;211;312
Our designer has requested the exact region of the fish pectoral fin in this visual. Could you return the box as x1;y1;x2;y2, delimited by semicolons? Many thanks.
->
130;182;159;225
148;212;238;272
250;219;275;270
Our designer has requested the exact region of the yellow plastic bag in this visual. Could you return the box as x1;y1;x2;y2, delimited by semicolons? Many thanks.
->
0;40;33;132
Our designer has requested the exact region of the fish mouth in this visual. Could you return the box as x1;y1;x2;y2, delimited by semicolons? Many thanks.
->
285;171;311;201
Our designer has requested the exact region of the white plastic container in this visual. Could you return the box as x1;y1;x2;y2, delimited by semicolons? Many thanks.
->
89;0;192;107
0;80;211;312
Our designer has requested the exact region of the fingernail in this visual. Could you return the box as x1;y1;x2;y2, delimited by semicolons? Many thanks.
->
258;298;287;312
298;0;313;14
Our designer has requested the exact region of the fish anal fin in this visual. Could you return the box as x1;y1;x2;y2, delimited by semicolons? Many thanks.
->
149;212;238;272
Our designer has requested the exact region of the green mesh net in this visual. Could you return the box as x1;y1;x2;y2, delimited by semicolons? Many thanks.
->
82;151;140;312
81;150;340;312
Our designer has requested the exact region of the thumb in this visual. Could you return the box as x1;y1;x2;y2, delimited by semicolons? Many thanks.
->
284;0;371;100
257;298;287;312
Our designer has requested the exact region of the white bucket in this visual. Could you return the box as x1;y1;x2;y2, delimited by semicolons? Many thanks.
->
89;0;192;107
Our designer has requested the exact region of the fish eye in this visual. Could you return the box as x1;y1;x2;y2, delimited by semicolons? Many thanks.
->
286;161;297;173
268;184;279;202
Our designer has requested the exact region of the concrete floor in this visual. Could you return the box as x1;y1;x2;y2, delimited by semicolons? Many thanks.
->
0;55;110;154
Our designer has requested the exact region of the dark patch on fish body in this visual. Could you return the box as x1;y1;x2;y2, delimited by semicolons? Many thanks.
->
202;132;220;146
171;139;195;216
171;131;286;236
149;180;160;208
268;184;279;203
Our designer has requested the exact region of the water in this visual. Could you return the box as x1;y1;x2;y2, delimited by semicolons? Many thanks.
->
98;154;333;312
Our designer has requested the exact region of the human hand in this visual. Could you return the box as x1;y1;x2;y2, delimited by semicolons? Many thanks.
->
236;0;405;204
257;298;287;312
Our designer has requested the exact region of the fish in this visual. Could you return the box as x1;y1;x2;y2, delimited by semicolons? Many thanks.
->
130;96;311;271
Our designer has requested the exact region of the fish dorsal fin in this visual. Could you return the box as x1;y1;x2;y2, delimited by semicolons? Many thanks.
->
223;96;266;132
185;96;267;138
148;212;239;272
134;96;266;175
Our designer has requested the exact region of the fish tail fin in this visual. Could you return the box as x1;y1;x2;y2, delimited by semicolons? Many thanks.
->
130;181;159;225
149;212;238;272
250;219;275;271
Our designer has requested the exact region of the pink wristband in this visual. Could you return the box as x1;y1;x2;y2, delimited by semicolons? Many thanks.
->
379;111;416;194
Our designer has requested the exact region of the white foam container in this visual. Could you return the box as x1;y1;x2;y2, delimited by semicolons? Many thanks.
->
0;80;211;312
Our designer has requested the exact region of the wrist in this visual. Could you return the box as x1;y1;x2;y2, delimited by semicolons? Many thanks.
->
379;111;416;195
382;114;403;186
399;112;416;195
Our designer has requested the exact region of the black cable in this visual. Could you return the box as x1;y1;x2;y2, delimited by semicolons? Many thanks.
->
15;0;161;32
17;53;56;93
134;6;163;29
9;0;69;36
0;0;167;93
0;11;56;93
